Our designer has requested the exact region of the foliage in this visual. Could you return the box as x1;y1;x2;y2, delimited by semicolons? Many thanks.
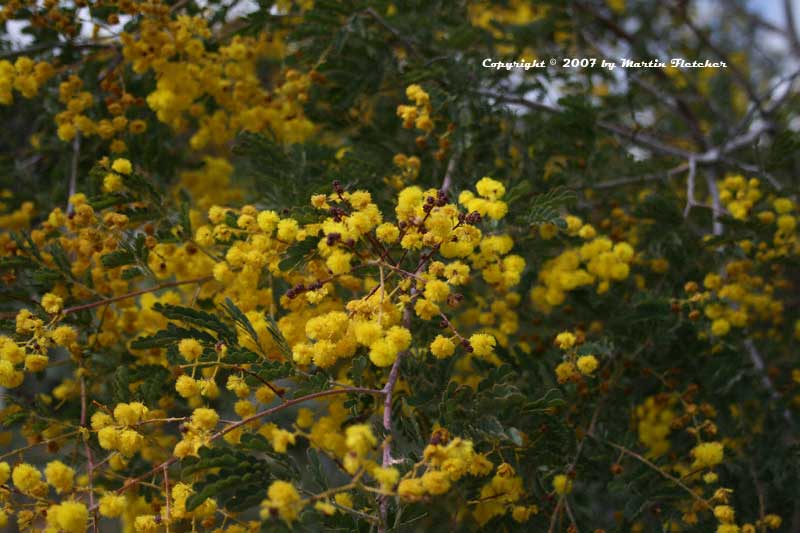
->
0;1;799;532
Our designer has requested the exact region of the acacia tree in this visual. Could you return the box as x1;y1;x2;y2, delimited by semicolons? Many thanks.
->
0;0;799;531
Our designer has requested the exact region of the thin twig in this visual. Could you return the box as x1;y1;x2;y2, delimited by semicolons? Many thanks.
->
704;173;724;236
61;275;214;315
67;133;81;216
440;150;460;194
363;8;421;58
88;386;383;510
80;376;98;533
588;435;711;510
683;156;698;218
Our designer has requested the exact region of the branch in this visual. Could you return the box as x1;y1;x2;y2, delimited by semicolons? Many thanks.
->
363;8;421;58
704;173;724;236
588;435;712;511
683;156;698;218
80;376;98;533
744;339;792;424
67;133;81;216
0;41;110;60
785;0;800;56
61;275;214;315
90;386;384;510
440;149;460;194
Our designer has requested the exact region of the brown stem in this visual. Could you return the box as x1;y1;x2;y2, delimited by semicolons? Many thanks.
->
62;275;214;315
80;376;98;533
89;386;383;510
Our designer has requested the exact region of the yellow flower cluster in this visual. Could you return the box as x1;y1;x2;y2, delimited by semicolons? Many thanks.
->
0;56;55;105
635;395;677;458
93;402;150;457
398;429;493;504
553;330;599;383
397;84;434;133
531;220;635;311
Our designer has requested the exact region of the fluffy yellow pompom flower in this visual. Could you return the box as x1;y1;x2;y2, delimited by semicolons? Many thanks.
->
117;429;144;456
113;402;149;426
46;501;88;533
555;361;578;383
178;338;204;361
469;333;496;357
372;466;400;490
98;493;126;517
398;478;426;501
345;424;377;456
0;462;9;485
175;375;200;398
369;338;399;367
714;505;735;523
192;407;219;431
692;441;724;468
44;460;75;494
111;158;132;175
41;292;63;314
51;325;77;346
103;173;124;192
554;331;576;349
552;474;573;495
424;279;450;303
326;250;352;275
421;470;451;495
261;480;303;522
376;222;400;243
711;318;730;337
576;355;598;375
475;177;506;201
430;335;455;359
12;463;44;496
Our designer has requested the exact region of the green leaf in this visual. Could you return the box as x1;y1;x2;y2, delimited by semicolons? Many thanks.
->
222;298;259;347
101;250;135;269
520;187;577;227
130;323;216;349
153;303;236;344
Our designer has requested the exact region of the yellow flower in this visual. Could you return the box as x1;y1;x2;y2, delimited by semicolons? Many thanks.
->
0;462;9;485
554;331;576;349
46;501;88;533
714;505;735;523
111;158;132;175
692;441;724;468
398;478;426;501
13;463;45;496
44;460;75;494
552;474;572;495
103;173;124;193
98;493;126;517
475;177;506;201
346;424;377;456
178;338;204;361
175;375;200;398
261;480;303;522
326;250;352;275
369;338;398;367
376;222;400;243
192;407;219;431
469;333;496;357
711;319;730;337
576;355;598;375
41;292;63;314
421;470;451;494
424;279;450;303
430;335;455;359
